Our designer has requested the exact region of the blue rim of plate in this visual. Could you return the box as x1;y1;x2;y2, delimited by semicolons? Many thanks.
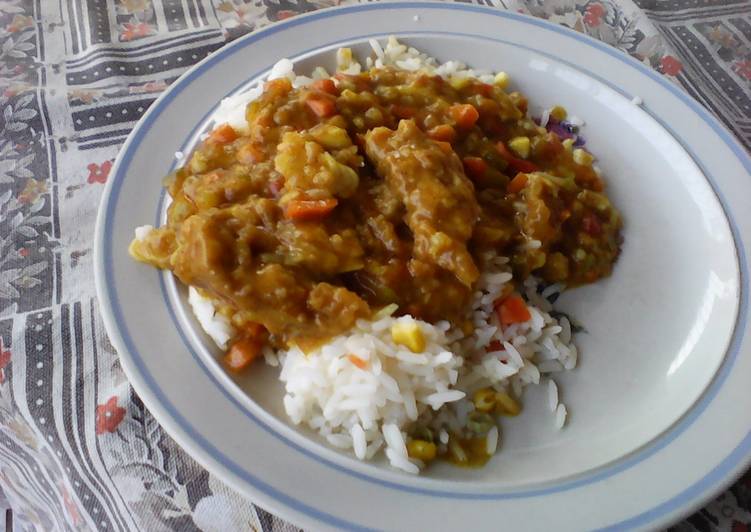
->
99;3;751;530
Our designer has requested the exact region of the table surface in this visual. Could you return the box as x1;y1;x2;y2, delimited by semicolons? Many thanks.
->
1;0;750;530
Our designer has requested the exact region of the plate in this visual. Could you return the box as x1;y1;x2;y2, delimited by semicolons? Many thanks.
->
94;3;751;530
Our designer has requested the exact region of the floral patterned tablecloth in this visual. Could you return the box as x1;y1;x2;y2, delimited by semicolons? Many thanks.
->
1;0;750;530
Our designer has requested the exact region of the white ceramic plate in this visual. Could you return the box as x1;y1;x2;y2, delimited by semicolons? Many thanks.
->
94;3;751;530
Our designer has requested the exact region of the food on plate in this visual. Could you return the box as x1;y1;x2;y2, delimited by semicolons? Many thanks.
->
129;37;622;473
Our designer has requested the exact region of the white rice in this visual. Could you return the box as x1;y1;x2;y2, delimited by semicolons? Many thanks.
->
133;224;153;241
539;108;551;129
547;378;559;412
486;426;499;455
555;403;568;429
187;287;235;350
181;37;582;474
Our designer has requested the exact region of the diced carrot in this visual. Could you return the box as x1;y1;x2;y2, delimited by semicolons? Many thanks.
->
208;124;238;144
462;156;487;180
347;354;368;369
224;338;262;372
496;141;539;173
237;142;264;164
311;78;338;95
284;198;338;221
496;294;532;326
434;141;453;154
391;104;416;119
473;83;493;97
306;95;337;118
427;124;456;143
507;172;528;194
450;104;479;129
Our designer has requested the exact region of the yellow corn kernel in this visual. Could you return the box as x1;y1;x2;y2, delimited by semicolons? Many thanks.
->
494;71;510;89
495;392;522;416
391;322;426;353
562;138;575;152
449;76;472;91
508;136;531;159
550;105;567;121
407;439;437;462
573;148;594;166
473;388;497;413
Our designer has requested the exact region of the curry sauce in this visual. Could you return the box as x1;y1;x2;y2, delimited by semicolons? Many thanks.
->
130;66;622;351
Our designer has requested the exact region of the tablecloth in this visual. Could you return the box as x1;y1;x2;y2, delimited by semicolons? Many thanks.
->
1;0;750;530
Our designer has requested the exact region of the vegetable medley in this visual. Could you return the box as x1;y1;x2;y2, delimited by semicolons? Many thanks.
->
129;59;622;371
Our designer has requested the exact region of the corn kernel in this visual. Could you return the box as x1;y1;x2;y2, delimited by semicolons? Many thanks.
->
473;388;497;413
449;76;472;91
407;439;437;461
494;71;510;89
391;321;426;353
508;136;531;159
550;105;567;121
562;138;575;152
495;392;522;416
573;148;594;166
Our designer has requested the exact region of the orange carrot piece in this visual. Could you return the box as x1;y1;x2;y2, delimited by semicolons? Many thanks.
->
496;294;532;326
284;198;338;221
347;354;368;369
507;172;528;194
472;83;493;97
224;338;262;372
427;124;456;143
306;95;337;117
450;103;479;129
311;78;338;95
208;124;238;144
462;157;487;180
496;141;539;173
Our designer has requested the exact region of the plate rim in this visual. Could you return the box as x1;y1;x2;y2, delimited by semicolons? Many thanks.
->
94;3;751;530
